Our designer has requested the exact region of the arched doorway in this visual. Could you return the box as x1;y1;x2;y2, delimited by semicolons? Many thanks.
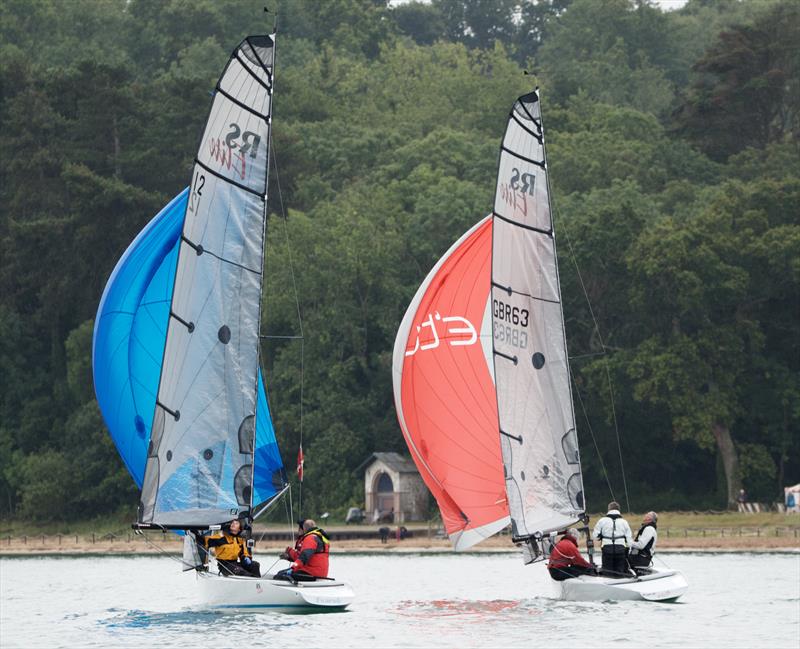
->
374;471;395;522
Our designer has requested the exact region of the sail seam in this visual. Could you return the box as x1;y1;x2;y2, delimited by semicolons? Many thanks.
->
215;85;270;121
493;211;553;236
500;145;545;169
510;112;542;143
234;53;272;91
194;158;266;199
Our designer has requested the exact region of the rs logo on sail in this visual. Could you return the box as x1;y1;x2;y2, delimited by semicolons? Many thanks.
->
225;123;262;158
405;312;477;356
509;168;535;196
499;167;536;217
207;123;262;180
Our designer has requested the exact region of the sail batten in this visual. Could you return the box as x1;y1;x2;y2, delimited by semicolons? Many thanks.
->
138;35;277;527
490;90;585;539
394;89;586;552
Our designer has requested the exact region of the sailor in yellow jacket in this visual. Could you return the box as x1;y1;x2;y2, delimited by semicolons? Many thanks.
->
203;519;260;577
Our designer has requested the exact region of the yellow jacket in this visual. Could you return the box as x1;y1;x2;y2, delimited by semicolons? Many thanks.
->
205;532;250;562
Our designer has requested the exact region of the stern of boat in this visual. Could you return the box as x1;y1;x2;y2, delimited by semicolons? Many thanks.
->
195;572;355;612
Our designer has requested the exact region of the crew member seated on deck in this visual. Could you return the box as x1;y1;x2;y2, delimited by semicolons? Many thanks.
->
593;501;633;577
628;511;658;570
275;519;330;581
204;519;261;578
547;528;596;581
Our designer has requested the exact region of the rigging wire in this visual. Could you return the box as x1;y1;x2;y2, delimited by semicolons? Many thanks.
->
556;206;631;513
570;367;616;503
139;532;193;567
269;132;306;518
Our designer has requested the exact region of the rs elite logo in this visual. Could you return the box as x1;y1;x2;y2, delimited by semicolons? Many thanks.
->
499;167;536;217
405;312;478;357
207;123;262;181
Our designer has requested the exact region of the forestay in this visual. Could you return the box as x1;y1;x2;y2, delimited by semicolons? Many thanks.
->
490;90;585;539
139;35;276;526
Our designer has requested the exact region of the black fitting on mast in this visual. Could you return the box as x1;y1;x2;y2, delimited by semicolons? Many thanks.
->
579;514;595;566
264;6;277;34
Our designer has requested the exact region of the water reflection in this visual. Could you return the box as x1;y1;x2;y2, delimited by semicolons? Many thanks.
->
394;599;524;619
101;607;299;630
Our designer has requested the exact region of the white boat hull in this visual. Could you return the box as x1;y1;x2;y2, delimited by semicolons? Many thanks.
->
195;572;355;612
553;568;688;602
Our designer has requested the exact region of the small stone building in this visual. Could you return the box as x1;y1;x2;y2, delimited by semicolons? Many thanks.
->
358;452;429;523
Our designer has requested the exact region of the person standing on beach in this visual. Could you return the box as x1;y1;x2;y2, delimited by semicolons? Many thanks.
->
629;511;658;569
593;501;633;577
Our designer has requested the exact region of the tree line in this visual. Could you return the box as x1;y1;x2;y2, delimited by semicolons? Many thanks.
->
0;0;797;522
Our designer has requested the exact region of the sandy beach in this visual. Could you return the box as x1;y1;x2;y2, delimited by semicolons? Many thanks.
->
1;532;797;556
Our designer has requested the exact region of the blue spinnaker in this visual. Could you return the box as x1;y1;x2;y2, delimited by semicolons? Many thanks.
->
254;368;287;506
92;189;285;498
93;190;188;487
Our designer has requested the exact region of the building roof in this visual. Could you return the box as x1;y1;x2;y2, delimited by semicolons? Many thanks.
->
357;452;419;475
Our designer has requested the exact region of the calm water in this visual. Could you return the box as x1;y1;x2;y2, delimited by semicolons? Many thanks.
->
1;552;798;648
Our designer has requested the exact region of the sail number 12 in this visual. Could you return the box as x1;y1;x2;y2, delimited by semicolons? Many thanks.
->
189;171;206;214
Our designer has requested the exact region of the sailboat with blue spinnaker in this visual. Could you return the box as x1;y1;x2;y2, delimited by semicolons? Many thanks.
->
92;31;353;611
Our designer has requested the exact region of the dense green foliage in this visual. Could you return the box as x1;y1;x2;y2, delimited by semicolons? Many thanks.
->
0;0;797;523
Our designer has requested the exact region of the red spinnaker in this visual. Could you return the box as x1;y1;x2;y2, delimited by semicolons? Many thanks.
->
392;217;509;550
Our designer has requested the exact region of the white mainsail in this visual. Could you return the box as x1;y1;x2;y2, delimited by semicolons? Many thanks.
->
490;90;585;540
140;36;276;526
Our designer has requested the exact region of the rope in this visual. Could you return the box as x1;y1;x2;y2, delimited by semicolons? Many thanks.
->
570;367;616;503
270;134;305;515
140;532;193;567
556;205;630;513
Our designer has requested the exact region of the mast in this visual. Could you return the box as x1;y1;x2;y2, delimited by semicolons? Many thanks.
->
248;21;278;521
489;88;585;561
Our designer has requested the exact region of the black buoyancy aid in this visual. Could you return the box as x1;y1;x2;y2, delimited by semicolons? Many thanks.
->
634;522;656;559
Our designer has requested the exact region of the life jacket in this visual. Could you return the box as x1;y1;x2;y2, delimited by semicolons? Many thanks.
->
292;527;330;578
594;511;632;547
547;537;591;570
206;532;249;562
633;522;657;560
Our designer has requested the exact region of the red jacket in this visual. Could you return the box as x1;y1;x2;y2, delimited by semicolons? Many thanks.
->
548;536;592;569
287;528;330;578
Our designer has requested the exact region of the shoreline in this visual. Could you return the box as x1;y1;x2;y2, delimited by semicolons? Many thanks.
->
1;536;797;556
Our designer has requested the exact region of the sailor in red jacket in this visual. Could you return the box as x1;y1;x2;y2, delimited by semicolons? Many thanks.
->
279;519;330;580
547;528;596;581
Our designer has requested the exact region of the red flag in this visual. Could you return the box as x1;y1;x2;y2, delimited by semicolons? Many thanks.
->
296;445;304;482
